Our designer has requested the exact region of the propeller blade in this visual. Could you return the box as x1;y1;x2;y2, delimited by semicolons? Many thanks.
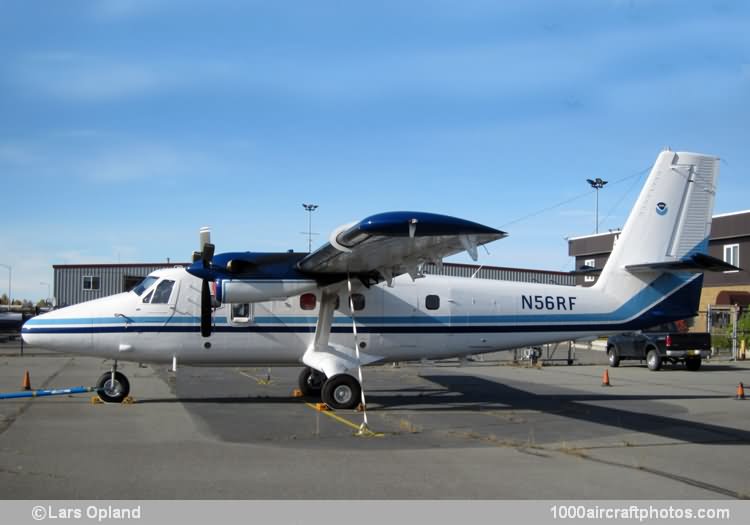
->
202;243;215;268
200;279;212;337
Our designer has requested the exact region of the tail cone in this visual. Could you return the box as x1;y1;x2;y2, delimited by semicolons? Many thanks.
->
737;382;745;400
601;369;611;387
22;370;31;391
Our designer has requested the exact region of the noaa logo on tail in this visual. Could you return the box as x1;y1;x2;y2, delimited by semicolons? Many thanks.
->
656;202;668;216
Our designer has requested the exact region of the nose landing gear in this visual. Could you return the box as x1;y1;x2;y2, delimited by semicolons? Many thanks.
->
95;362;131;403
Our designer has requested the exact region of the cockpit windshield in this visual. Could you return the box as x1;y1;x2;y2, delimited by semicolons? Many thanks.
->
131;276;159;296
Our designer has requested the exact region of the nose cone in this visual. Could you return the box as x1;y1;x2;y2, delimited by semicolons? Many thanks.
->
22;304;93;352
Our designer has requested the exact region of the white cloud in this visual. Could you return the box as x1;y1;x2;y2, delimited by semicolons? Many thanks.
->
14;53;167;101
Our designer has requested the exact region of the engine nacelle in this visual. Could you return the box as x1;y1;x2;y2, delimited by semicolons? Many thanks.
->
218;279;319;304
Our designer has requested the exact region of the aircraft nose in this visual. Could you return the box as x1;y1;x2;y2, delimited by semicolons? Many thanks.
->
22;305;93;352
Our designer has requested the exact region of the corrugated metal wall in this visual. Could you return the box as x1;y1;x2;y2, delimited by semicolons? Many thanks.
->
54;262;574;306
54;265;185;307
423;263;575;286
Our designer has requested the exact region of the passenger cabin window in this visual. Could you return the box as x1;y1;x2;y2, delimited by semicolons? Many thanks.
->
300;293;317;310
349;293;365;311
150;280;175;304
231;303;253;323
425;294;440;310
82;276;100;291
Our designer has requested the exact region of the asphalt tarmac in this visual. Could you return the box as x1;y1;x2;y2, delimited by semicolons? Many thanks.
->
1;340;749;499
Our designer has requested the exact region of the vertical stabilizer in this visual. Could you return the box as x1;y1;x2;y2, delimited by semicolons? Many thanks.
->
596;151;719;296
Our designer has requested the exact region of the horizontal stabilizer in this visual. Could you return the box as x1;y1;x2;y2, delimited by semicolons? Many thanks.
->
625;253;740;274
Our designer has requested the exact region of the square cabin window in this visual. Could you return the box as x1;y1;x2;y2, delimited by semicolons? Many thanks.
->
231;303;253;323
425;294;440;310
300;293;317;310
349;293;365;311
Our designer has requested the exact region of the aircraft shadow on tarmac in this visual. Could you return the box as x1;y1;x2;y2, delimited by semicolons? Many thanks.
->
138;371;750;446
372;374;750;446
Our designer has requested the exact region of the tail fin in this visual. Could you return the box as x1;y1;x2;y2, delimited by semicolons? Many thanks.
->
596;150;720;295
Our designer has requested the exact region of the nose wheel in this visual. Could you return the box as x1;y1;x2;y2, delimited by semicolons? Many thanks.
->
95;371;131;403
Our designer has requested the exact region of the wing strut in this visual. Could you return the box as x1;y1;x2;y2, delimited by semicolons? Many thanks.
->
347;274;370;435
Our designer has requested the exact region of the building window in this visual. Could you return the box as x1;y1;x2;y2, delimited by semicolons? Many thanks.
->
425;294;440;310
82;276;100;291
584;259;596;283
723;244;739;272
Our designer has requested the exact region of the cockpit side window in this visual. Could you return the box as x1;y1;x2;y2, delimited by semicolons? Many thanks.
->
132;276;158;296
151;280;175;304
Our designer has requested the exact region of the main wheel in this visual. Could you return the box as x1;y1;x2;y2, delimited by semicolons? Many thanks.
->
607;346;620;367
685;357;702;371
646;348;662;371
96;371;130;403
298;366;326;396
321;374;361;410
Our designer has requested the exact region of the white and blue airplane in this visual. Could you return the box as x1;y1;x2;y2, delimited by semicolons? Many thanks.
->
23;150;733;409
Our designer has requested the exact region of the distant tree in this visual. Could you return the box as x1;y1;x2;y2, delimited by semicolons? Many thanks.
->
0;294;7;305
36;299;51;308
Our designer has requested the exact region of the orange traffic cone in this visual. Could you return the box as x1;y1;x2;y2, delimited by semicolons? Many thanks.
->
736;382;745;400
601;369;611;387
22;370;31;391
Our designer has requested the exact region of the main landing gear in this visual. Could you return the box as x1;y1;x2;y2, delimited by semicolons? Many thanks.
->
95;361;131;403
298;366;361;410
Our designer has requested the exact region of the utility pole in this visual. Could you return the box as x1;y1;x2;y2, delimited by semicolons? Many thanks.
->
586;178;608;234
302;203;319;253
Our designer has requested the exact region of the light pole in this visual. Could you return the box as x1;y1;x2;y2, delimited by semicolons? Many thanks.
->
0;264;10;312
586;178;608;234
40;281;50;306
302;203;319;253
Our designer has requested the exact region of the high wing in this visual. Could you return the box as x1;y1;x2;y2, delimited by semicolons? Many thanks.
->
296;211;506;282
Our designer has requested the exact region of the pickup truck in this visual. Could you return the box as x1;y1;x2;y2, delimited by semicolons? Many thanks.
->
606;323;711;371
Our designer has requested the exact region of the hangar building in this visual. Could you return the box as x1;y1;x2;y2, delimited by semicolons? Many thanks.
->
53;261;575;307
568;210;750;315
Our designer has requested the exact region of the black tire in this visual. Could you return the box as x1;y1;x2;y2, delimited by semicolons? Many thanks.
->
607;346;620;367
96;371;130;403
685;357;702;371
298;366;326;396
646;348;662;371
321;374;361;410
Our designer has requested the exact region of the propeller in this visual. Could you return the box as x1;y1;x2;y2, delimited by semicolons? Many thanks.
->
193;227;216;338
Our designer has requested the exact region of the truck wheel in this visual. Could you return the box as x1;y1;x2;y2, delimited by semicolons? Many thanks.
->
646;348;662;371
607;346;620;367
685;357;702;371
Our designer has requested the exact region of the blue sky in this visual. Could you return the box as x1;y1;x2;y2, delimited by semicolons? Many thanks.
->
1;0;748;302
